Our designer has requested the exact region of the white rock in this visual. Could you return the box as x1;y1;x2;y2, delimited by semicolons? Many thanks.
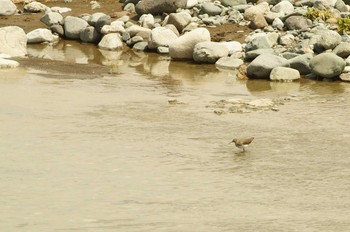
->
193;41;229;63
24;1;48;12
139;14;154;29
186;0;198;8
148;27;178;50
27;28;57;43
279;34;294;46
270;67;300;81
100;25;125;34
0;0;17;16
40;12;63;27
51;7;72;14
98;33;123;50
126;25;151;37
169;28;211;59
0;58;19;69
0;26;27;57
221;41;242;55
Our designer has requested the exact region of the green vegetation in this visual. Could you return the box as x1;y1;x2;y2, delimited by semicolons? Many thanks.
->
305;8;333;21
337;17;350;34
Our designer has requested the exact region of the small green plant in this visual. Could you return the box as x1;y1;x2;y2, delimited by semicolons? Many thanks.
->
305;8;333;21
337;17;350;34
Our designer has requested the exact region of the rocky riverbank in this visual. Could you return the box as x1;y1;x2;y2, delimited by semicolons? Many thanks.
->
1;0;350;82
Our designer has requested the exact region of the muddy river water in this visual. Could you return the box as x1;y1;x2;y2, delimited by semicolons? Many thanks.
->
1;41;350;231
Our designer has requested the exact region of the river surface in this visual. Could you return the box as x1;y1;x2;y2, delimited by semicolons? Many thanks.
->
1;41;350;231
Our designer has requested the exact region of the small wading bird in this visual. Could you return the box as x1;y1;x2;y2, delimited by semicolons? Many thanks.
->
230;137;254;152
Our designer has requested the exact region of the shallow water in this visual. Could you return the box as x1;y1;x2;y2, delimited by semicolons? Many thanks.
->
1;42;350;231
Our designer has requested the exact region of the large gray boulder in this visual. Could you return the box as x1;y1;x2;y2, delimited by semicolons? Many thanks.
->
124;0;141;6
221;41;242;55
311;28;342;52
0;0;17;16
0;26;27;57
287;53;313;75
193;42;229;63
310;53;346;78
333;42;350;58
247;54;288;79
135;0;187;15
26;28;57;43
88;12;107;26
98;33;123;50
270;67;300;81
95;15;111;33
169;28;211;59
50;24;64;37
100;24;125;35
80;26;101;43
64;16;89;40
284;15;312;31
148;27;178;50
40;12;63;27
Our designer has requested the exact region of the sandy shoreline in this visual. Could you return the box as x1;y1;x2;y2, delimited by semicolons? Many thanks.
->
0;1;252;76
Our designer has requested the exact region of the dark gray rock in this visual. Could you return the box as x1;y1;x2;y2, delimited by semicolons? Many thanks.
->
201;3;222;16
135;0;187;15
126;35;143;46
50;24;64;37
98;33;123;50
24;1;48;13
215;57;243;69
133;41;148;52
64;16;89;39
287;53;313;75
247;54;288;79
310;53;346;78
40;12;64;27
284;15;312;31
95;15;111;33
87;13;106;26
332;42;350;58
26;28;57;43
